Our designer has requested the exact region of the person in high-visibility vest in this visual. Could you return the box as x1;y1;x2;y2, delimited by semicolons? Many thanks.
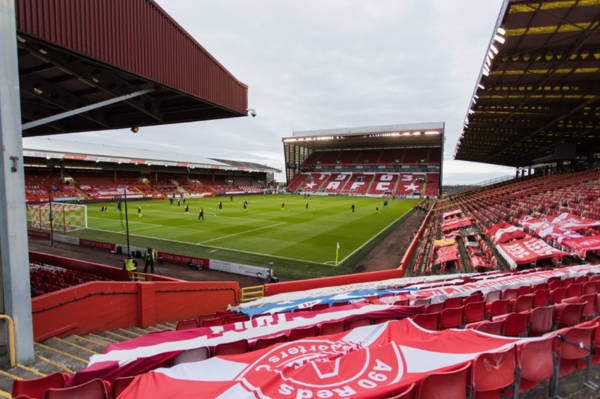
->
144;247;156;273
124;256;136;272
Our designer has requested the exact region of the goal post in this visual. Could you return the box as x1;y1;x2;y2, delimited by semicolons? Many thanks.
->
27;202;87;233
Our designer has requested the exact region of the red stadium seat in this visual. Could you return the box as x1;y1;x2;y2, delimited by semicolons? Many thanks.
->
171;347;209;365
512;294;534;313
344;318;371;331
439;306;464;329
425;302;444;313
533;289;549;308
214;339;248;356
412;312;439;331
463;292;483;305
499;312;529;337
502;288;518;300
513;336;555;394
556;303;584;328
288;325;317;341
319;321;345;336
551;323;598;396
254;335;286;351
112;376;135;398
393;298;410;306
566;283;583;298
225;314;249;324
580;294;597;319
200;317;224;327
486;299;509;319
176;319;198;330
533;282;548;292
583;281;598;295
550;288;567;304
388;382;415;399
45;378;111;399
416;362;470;399
528;306;554;337
12;372;70;399
444;297;463;309
464;301;485;324
484;290;501;303
466;320;503;335
517;286;532;296
471;345;516;398
310;303;329;311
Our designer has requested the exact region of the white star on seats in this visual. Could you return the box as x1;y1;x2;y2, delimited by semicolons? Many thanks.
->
305;182;316;188
405;182;419;191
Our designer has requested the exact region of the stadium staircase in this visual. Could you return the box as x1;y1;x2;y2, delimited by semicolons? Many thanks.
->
0;322;176;397
365;175;376;194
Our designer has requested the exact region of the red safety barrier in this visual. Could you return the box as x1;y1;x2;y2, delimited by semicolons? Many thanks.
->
398;200;436;274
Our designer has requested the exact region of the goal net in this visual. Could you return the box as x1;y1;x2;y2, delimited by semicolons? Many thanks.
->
28;202;87;233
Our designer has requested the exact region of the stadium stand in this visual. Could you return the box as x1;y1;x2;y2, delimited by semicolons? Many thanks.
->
283;123;443;198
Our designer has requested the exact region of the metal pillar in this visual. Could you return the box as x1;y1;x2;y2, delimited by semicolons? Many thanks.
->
0;0;35;363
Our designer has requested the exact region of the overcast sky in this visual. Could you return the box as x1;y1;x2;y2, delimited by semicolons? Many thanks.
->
24;0;515;185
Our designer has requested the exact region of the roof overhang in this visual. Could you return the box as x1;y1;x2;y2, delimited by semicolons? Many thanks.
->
16;0;248;136
282;122;444;150
455;0;600;167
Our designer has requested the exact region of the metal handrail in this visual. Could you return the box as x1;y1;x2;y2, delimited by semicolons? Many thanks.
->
241;285;265;303
0;315;16;367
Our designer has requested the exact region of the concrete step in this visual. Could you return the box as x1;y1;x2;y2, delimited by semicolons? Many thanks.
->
0;321;173;397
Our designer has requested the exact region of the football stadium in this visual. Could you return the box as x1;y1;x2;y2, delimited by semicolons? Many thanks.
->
1;1;600;398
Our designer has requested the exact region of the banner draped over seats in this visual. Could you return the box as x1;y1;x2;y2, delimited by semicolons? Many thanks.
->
434;245;458;265
441;217;472;232
518;212;600;244
562;236;600;259
117;319;523;399
486;221;526;244
496;237;566;269
70;303;422;385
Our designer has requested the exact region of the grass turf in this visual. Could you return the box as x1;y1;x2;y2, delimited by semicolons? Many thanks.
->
43;195;418;279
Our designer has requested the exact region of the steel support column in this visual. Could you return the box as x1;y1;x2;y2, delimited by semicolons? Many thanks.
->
0;0;34;363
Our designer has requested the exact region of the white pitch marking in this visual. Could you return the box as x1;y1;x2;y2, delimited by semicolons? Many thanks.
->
198;222;287;244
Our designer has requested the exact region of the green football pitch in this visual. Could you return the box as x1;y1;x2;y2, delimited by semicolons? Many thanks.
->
59;195;418;278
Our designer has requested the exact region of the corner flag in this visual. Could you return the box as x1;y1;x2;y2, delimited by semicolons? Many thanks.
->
335;242;340;265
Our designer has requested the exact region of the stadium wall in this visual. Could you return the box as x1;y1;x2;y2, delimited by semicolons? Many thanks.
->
31;280;240;341
398;201;436;272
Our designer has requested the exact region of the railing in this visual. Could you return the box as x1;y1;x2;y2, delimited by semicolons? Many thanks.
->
241;285;265;303
0;315;16;367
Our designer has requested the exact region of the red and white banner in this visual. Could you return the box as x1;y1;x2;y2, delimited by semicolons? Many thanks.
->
518;213;598;244
118;319;521;399
441;217;472;232
435;245;458;265
547;213;600;231
562;236;600;259
497;237;566;269
70;303;422;385
443;209;462;220
407;264;600;304
487;222;526;244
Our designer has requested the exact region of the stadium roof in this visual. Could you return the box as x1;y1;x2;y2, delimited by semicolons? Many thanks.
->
283;122;444;149
16;0;248;136
455;0;600;167
22;139;279;173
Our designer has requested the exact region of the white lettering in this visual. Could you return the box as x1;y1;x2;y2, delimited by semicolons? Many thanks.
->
327;182;340;190
279;384;294;395
376;182;390;191
332;386;356;397
317;390;333;398
358;379;377;389
368;371;387;382
350;182;365;190
373;359;392;372
380;174;393;181
297;389;313;399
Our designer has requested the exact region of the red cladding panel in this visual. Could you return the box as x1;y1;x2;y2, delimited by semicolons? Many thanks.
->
16;0;248;114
